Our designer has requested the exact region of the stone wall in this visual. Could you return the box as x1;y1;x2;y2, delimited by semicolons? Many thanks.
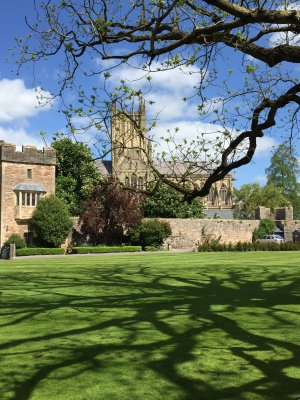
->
69;217;260;248
157;219;260;249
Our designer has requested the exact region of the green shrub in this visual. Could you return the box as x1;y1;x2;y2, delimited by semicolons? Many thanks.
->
16;248;65;256
144;246;160;251
31;195;73;247
252;219;276;242
71;246;142;254
127;219;172;249
5;234;26;249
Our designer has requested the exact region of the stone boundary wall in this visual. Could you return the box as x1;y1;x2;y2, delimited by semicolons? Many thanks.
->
70;218;260;248
70;217;300;249
157;219;260;249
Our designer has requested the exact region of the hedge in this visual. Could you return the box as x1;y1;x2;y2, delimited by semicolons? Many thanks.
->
144;246;160;251
16;248;65;256
71;246;142;254
198;241;300;252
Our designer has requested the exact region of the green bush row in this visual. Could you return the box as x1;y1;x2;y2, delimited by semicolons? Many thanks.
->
198;241;300;252
71;246;142;254
16;248;65;256
144;246;160;251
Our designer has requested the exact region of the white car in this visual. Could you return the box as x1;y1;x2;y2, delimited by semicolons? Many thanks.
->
256;235;284;244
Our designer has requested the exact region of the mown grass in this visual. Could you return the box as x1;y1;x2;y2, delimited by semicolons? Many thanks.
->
0;252;299;400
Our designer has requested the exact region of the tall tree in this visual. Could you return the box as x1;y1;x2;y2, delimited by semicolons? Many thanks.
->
16;1;300;201
266;143;300;218
234;183;289;219
52;137;101;215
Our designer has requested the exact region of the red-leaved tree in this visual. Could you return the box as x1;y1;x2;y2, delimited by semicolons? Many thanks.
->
80;178;143;245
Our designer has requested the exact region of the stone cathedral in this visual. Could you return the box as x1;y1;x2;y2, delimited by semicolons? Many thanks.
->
97;100;234;214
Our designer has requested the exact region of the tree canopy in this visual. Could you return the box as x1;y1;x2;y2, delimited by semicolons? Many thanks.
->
16;0;300;200
234;182;289;219
266;142;300;218
143;183;203;218
52;137;101;215
80;178;143;245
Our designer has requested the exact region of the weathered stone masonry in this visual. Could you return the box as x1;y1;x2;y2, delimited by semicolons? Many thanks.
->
0;142;56;247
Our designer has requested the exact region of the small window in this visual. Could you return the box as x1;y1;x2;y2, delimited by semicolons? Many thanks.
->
138;177;144;190
124;177;130;187
37;193;41;204
27;169;32;180
26;193;31;206
16;192;19;206
32;193;36;206
22;192;26;206
131;175;137;188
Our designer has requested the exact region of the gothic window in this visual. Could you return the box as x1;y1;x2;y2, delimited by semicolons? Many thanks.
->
208;188;214;203
220;185;227;204
124;177;130;187
131;175;137;188
138;177;144;190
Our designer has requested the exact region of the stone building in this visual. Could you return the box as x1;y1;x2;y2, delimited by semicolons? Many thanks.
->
97;99;234;213
0;141;56;247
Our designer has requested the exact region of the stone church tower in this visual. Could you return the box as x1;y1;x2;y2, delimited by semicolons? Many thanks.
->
97;99;234;216
111;98;152;189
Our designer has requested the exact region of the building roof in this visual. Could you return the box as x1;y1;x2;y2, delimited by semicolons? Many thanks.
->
203;209;234;219
96;160;112;175
13;183;46;192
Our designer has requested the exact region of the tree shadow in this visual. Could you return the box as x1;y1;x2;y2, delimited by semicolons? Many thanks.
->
0;256;300;399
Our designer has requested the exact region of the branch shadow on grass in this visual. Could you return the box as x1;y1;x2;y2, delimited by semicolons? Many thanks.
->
0;257;300;400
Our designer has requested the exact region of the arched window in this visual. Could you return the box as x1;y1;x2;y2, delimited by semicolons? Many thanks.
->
124;177;130;187
220;185;227;204
208;188;214;203
131;175;137;188
138;177;144;190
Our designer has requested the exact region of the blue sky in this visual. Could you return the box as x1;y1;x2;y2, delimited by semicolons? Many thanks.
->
0;1;299;188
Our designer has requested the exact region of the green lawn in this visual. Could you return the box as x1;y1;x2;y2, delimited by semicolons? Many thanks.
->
0;252;300;400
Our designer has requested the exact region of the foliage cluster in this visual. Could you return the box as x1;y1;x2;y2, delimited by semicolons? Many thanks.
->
234;183;289;220
266;143;300;219
31;195;73;247
71;246;142;254
16;248;65;256
52;138;101;216
143;183;203;218
252;219;276;242
127;219;172;249
80;178;143;245
5;234;26;249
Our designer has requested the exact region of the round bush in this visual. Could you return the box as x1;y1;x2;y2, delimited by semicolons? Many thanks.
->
5;234;26;249
128;219;172;249
31;195;73;247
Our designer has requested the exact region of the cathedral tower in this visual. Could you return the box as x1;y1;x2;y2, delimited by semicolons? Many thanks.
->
111;98;150;188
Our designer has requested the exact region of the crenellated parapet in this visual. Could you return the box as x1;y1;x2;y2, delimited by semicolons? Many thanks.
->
0;142;56;165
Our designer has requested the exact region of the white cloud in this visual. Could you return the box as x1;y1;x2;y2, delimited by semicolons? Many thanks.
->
256;136;278;155
105;61;204;122
0;126;44;150
254;175;267;185
0;79;52;123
